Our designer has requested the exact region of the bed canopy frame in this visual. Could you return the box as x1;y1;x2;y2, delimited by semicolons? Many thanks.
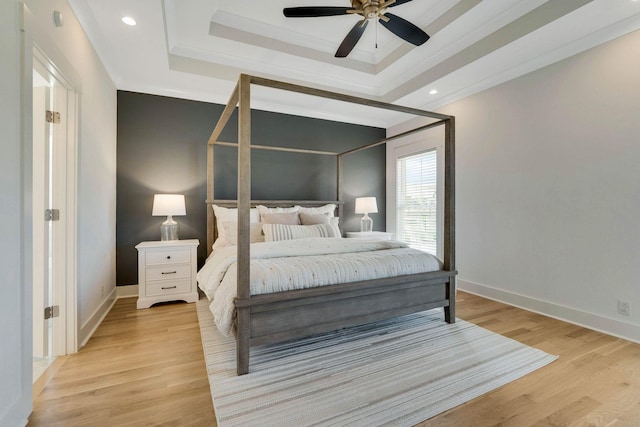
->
207;74;456;375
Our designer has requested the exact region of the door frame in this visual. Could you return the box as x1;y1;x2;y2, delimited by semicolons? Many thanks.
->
22;5;79;360
32;48;78;356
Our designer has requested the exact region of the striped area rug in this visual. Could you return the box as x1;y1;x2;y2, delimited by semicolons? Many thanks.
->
196;299;557;426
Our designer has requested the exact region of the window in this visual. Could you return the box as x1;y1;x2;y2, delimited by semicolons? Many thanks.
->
396;150;437;254
386;132;443;257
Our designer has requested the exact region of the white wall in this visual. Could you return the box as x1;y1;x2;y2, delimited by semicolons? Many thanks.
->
0;1;33;424
1;0;116;422
390;29;640;342
23;0;118;343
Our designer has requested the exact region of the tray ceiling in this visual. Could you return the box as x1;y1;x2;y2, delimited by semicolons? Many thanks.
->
69;0;640;127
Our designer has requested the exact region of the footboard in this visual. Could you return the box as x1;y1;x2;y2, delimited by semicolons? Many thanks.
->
234;270;456;374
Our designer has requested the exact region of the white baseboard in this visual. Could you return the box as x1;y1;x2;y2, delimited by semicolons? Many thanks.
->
79;288;117;348
0;398;30;427
116;284;138;299
458;279;640;344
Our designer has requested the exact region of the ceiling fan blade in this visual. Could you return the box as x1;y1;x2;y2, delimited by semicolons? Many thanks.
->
379;12;429;46
388;0;414;6
283;7;352;18
335;20;369;58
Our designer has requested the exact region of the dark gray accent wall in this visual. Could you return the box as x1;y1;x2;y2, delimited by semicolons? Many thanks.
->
117;91;386;285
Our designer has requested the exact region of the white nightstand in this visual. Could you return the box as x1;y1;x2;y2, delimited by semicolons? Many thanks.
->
346;231;393;240
135;239;199;309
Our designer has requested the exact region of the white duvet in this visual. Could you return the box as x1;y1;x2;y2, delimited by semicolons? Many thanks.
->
196;237;442;336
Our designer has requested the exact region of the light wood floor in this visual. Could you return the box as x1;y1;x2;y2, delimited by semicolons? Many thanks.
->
29;298;216;426
29;292;640;426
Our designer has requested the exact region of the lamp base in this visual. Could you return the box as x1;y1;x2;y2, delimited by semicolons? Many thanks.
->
160;216;179;241
360;214;373;233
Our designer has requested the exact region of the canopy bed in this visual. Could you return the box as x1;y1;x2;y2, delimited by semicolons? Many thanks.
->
199;74;456;375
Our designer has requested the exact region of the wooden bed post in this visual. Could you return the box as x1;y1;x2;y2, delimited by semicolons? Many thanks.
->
337;154;344;231
444;116;456;324
206;79;240;257
236;74;252;375
207;142;215;252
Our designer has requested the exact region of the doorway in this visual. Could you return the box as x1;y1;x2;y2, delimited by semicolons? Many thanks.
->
31;48;78;382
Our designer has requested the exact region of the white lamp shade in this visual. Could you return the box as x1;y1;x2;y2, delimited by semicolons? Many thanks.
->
152;194;186;216
355;197;378;214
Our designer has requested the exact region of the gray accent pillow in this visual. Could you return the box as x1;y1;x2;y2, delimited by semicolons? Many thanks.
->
299;212;330;225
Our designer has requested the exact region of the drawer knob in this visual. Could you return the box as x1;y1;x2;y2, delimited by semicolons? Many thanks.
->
161;271;177;275
166;255;171;259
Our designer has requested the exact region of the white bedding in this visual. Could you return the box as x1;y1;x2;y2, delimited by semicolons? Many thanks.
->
196;237;442;336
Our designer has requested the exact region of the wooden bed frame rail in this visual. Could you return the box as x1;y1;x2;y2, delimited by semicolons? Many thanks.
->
239;270;457;346
206;74;456;375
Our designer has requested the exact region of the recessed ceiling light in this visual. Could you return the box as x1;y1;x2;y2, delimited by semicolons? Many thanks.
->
121;16;136;26
429;89;438;95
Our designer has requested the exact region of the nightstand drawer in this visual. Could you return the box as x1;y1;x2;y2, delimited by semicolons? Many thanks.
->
146;264;191;281
145;279;192;297
146;249;191;266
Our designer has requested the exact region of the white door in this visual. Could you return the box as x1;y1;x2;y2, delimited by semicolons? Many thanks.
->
32;53;72;373
32;62;50;360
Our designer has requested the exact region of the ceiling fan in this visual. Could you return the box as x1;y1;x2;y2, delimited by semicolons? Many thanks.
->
283;0;429;58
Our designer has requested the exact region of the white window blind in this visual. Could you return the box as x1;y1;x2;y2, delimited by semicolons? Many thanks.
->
396;150;437;254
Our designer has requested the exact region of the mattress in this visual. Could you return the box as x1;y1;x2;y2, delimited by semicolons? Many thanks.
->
196;237;442;336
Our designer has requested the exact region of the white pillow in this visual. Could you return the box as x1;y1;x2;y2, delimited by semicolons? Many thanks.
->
263;223;341;242
256;205;299;222
220;222;264;246
212;205;260;248
297;203;336;217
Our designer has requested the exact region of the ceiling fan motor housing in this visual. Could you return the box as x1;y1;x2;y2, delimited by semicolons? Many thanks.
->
353;0;378;19
364;2;379;19
353;0;396;19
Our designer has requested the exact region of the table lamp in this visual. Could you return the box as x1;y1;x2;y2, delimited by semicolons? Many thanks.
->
355;197;377;233
152;194;186;241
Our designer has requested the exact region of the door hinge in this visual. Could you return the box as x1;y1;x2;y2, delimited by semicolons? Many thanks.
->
45;208;60;221
46;110;61;124
44;305;60;320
